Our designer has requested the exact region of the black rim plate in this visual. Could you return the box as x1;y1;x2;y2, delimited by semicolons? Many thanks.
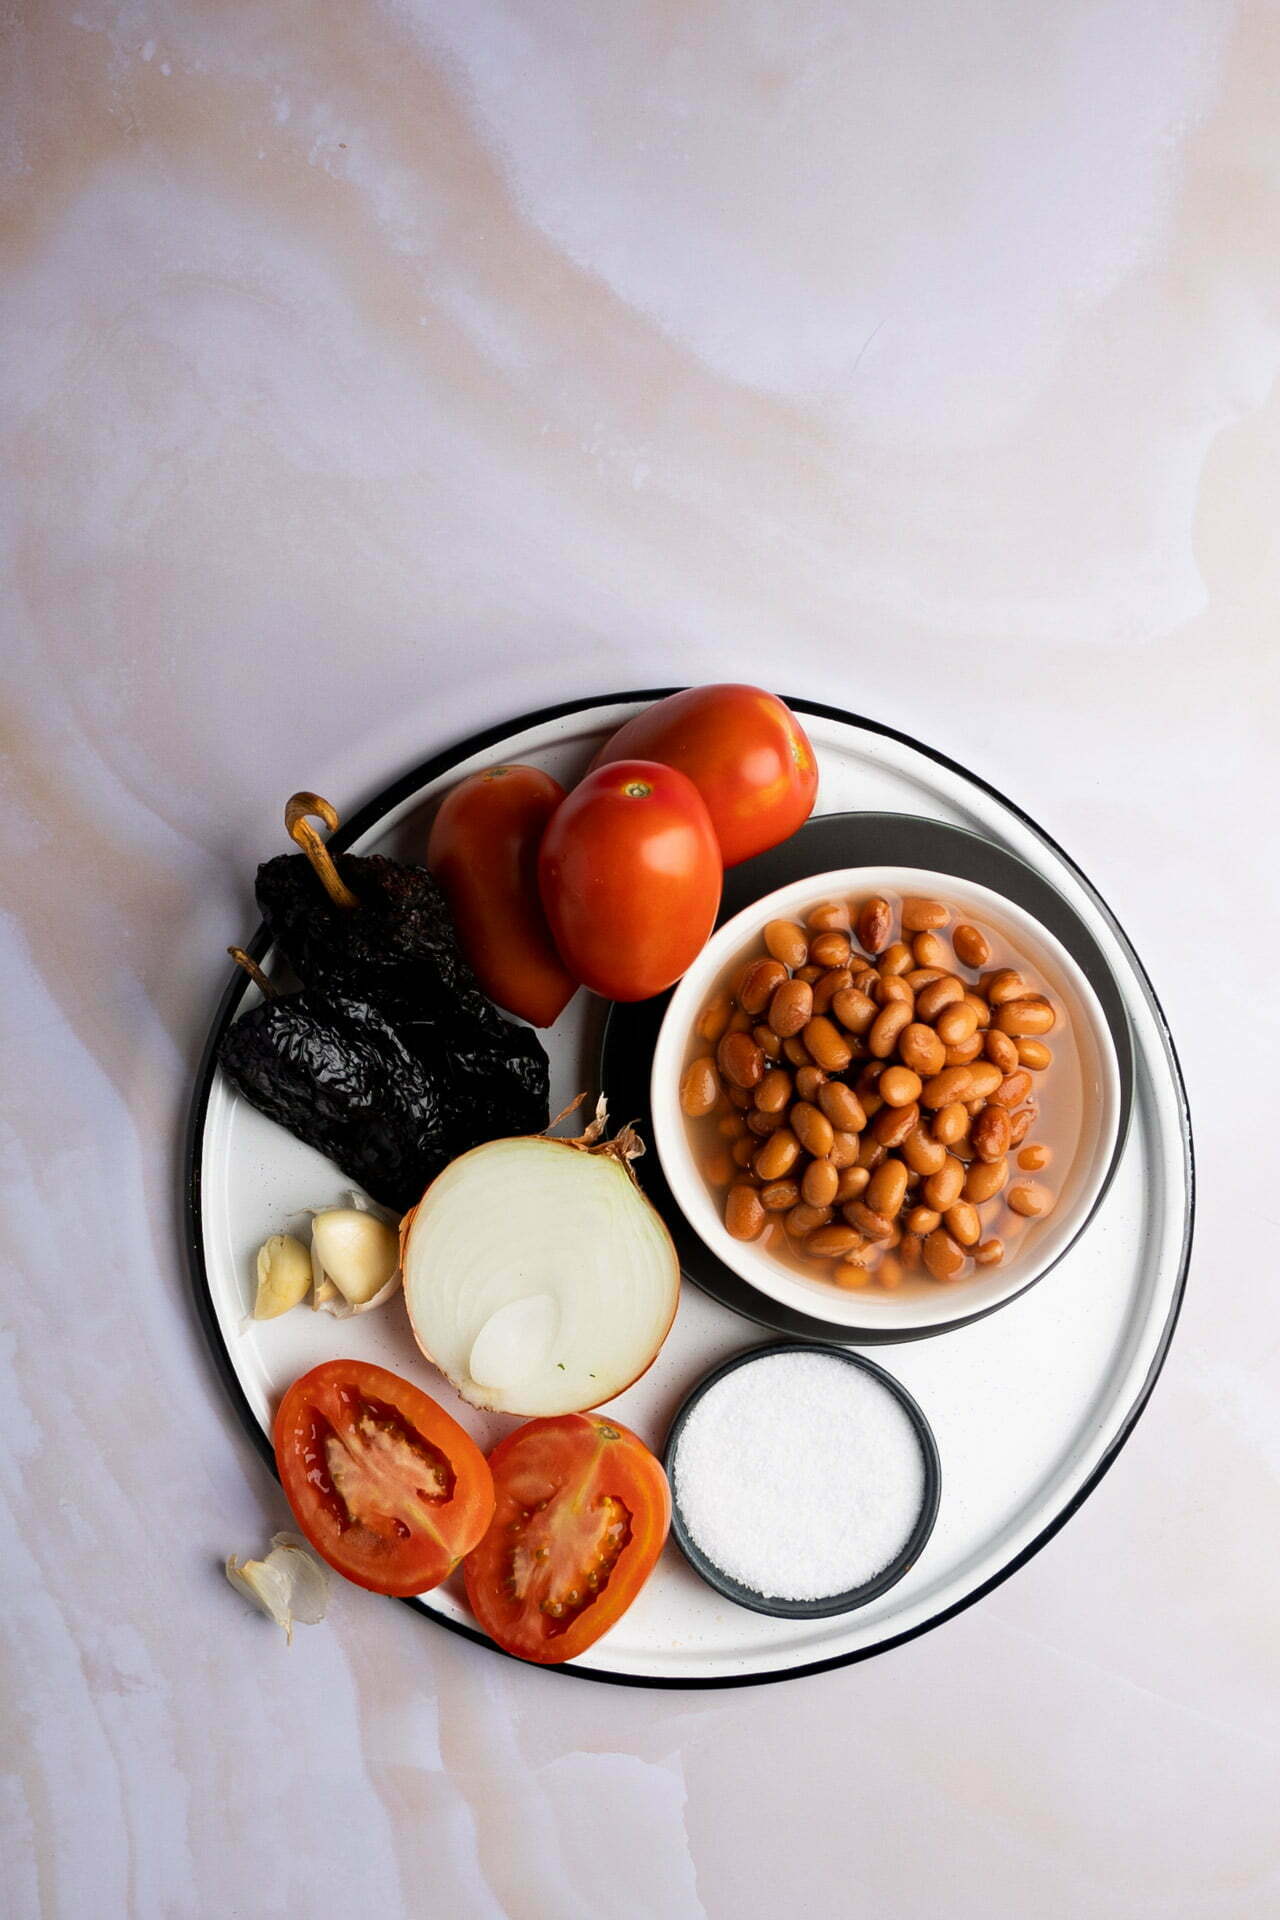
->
184;689;1194;1689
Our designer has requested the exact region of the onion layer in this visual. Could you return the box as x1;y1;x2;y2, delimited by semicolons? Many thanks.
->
402;1123;679;1416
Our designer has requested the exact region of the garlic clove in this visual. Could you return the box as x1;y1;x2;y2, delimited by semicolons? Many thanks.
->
309;1249;339;1310
225;1532;330;1641
311;1206;400;1309
253;1233;313;1319
309;1268;401;1318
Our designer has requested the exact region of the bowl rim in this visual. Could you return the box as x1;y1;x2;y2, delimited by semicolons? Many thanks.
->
663;1340;942;1617
650;862;1122;1333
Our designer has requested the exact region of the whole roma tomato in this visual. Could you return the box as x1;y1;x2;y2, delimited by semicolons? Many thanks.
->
464;1414;671;1665
427;764;577;1027
592;684;818;867
274;1360;495;1596
538;760;721;1001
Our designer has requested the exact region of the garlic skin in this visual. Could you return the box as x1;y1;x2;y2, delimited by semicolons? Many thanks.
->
310;1204;400;1315
253;1234;313;1319
225;1532;330;1642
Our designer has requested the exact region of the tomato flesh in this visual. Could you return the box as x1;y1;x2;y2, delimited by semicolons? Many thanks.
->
464;1415;670;1664
592;684;818;867
538;759;721;1001
274;1360;494;1596
505;1490;632;1641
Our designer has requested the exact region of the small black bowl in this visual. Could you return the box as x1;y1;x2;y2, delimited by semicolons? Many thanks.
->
663;1342;942;1620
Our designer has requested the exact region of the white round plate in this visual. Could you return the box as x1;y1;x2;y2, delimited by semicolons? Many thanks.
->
187;692;1193;1688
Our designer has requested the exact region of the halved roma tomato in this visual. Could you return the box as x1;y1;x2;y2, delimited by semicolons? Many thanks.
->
274;1359;494;1596
592;684;818;867
464;1414;671;1664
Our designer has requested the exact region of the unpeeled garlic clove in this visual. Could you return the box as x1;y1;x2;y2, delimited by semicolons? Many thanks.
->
253;1234;313;1319
225;1531;330;1642
311;1206;400;1309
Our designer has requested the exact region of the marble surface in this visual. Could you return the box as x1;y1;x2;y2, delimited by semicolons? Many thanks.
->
2;2;1277;1913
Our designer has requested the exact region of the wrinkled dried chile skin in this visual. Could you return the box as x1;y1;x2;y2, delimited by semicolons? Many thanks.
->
218;853;550;1211
219;990;454;1211
255;852;500;1030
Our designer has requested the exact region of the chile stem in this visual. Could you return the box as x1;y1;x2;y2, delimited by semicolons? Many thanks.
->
284;792;360;911
227;947;278;1000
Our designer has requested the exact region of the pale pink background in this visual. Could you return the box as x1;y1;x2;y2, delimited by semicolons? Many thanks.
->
2;3;1276;1915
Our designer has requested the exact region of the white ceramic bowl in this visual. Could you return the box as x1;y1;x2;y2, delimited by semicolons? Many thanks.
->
650;866;1122;1333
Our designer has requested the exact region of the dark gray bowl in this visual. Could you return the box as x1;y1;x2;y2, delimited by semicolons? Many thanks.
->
600;810;1135;1345
664;1341;942;1619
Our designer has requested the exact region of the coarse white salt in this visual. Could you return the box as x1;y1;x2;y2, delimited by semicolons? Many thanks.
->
672;1350;927;1602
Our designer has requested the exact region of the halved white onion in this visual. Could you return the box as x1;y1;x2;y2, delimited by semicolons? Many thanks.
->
402;1130;679;1416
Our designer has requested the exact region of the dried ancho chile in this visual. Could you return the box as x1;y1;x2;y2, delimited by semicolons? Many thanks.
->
217;794;549;1212
254;848;502;1031
221;988;450;1212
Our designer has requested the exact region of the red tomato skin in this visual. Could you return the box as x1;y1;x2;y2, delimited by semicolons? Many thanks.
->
538;760;722;1002
273;1360;495;1597
592;685;818;867
464;1414;671;1665
427;764;577;1027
